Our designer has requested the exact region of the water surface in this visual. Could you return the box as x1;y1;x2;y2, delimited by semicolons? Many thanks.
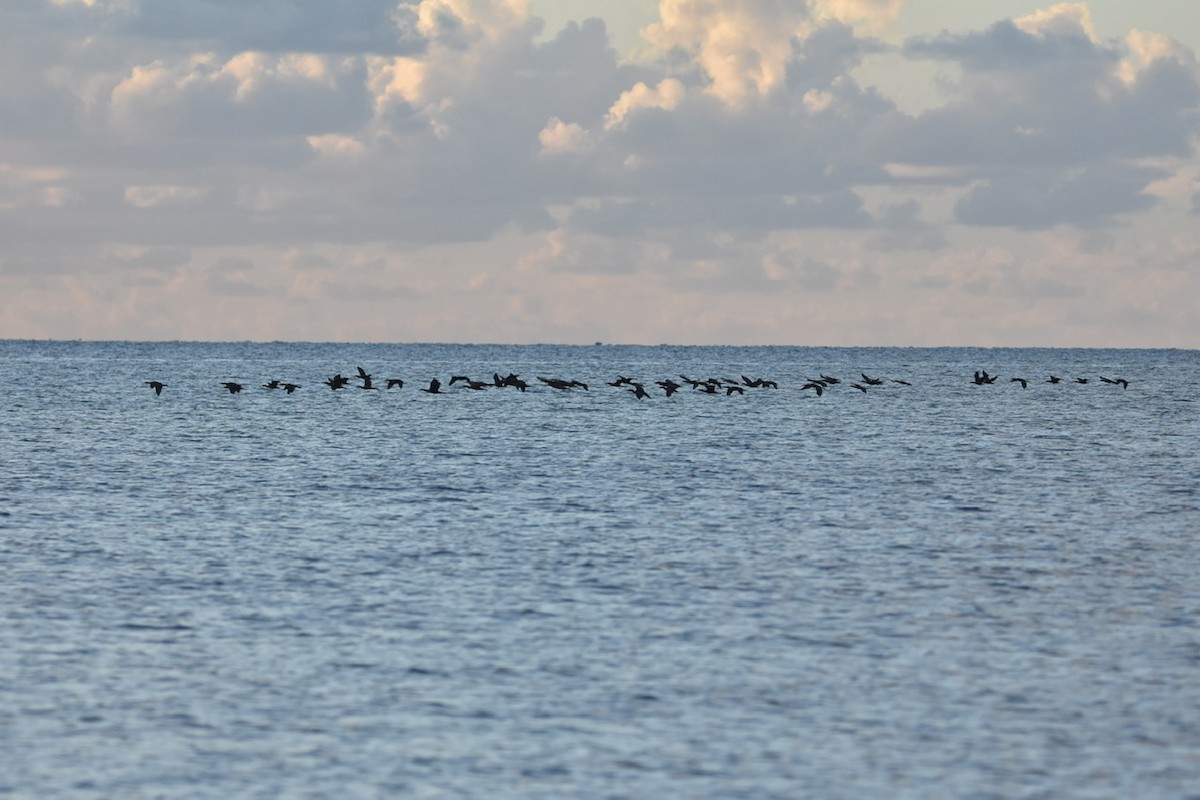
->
2;342;1198;798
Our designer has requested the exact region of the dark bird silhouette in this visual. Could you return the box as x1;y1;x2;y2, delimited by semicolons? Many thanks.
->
802;381;824;397
539;376;586;391
629;383;649;399
657;379;681;397
282;383;301;394
492;372;527;391
1076;378;1089;384
891;379;912;386
352;367;376;390
221;382;244;394
262;380;281;390
422;379;442;394
820;374;840;385
145;381;166;395
324;374;350;390
861;373;884;386
609;376;635;387
449;375;470;386
1100;376;1129;389
973;370;998;385
850;383;868;393
1047;375;1063;384
1011;377;1028;389
386;378;404;389
725;385;745;396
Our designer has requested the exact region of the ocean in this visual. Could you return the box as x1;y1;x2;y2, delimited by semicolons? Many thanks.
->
2;340;1198;798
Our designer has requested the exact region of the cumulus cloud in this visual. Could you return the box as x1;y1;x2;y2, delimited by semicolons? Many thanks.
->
643;0;816;104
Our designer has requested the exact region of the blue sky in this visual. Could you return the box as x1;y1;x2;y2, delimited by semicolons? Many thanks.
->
2;0;1198;346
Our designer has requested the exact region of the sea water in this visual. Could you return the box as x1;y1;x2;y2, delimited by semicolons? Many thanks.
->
1;341;1198;798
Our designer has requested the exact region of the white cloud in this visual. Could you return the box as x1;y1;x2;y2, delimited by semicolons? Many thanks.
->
811;0;906;36
642;0;815;104
604;79;685;129
538;117;591;154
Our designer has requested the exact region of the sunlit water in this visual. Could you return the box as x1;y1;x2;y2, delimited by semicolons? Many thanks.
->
2;341;1198;798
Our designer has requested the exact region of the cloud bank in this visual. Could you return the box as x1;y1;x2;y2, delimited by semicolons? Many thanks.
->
1;0;1197;345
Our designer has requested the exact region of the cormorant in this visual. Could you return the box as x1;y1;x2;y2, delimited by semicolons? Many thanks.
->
146;381;166;395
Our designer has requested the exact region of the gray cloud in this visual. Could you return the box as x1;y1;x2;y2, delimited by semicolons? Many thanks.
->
904;19;1118;71
868;200;947;250
886;19;1200;168
955;164;1163;229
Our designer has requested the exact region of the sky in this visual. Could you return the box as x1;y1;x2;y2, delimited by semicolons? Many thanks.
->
1;0;1198;346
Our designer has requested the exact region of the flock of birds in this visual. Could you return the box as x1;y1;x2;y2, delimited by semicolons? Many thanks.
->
142;367;1132;398
970;370;1130;389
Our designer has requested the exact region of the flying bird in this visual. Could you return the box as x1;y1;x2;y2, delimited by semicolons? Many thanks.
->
145;381;166;396
221;382;244;394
